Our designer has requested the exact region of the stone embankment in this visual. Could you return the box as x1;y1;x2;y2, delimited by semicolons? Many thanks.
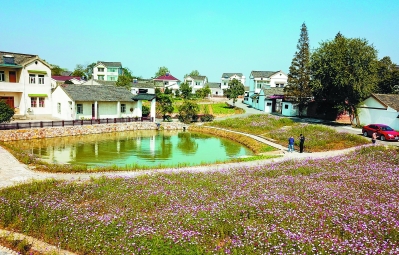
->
0;122;185;141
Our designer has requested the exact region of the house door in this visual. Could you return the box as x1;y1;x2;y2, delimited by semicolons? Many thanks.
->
9;71;16;83
0;97;14;108
92;104;95;118
265;101;272;113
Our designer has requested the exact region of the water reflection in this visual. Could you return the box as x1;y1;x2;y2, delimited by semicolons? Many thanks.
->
7;130;253;167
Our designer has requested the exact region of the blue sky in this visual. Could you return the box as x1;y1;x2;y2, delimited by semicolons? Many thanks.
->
3;0;398;84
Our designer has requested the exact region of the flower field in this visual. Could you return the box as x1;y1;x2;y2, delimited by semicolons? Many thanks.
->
208;115;369;151
0;145;398;254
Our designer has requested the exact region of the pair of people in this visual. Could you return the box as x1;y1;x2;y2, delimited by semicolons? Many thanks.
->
288;134;305;153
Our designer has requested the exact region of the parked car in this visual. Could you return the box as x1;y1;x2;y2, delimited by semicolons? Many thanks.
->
362;124;399;141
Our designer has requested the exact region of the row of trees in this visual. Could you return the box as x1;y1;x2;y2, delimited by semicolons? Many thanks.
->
285;23;399;123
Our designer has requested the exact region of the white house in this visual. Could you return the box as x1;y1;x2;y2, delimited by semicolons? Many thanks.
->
52;84;156;121
92;61;122;81
207;82;223;96
184;75;208;93
356;93;399;130
246;70;288;110
131;80;155;95
220;73;246;94
0;51;53;119
153;73;180;92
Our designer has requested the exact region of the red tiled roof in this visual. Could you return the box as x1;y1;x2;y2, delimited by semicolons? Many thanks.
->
52;76;82;81
153;74;180;81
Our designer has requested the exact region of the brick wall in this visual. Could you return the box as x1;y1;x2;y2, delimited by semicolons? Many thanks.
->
0;122;185;141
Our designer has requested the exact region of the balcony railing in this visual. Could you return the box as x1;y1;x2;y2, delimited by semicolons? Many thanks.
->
0;117;154;130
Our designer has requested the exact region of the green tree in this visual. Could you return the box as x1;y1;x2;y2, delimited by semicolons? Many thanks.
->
164;87;172;95
224;79;245;106
157;93;174;121
116;75;132;90
175;89;181;98
51;64;67;76
85;62;97;79
71;64;86;78
178;100;200;123
179;82;192;99
154;66;170;78
184;70;200;78
121;67;134;81
202;85;211;98
195;88;205;99
285;22;312;116
376;57;399;94
310;34;378;123
0;100;14;123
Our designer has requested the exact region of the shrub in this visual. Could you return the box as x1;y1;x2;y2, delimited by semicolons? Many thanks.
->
200;114;214;122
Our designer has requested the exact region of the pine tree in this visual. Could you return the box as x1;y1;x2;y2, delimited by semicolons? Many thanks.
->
285;22;312;116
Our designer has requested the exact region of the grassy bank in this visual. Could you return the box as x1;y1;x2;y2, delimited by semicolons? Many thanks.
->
207;114;369;151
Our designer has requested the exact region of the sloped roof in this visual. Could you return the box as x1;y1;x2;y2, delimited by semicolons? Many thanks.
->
372;93;399;111
153;74;180;81
52;76;82;81
221;73;243;78
187;75;207;80
132;94;156;101
60;84;134;102
94;79;117;86
97;61;122;67
261;87;285;96
132;82;155;88
0;51;51;69
207;82;221;89
250;71;279;78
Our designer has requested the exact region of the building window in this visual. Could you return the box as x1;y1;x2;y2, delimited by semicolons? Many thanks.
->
39;97;45;107
76;104;83;114
57;103;61;114
108;68;116;72
121;104;126;113
195;81;200;86
0;71;4;81
31;97;37;107
164;81;168;85
38;75;44;84
98;75;104;80
109;76;116;81
29;74;35;84
98;67;104;72
224;82;227;86
285;104;289;109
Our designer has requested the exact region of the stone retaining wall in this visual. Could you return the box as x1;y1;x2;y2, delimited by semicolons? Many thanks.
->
0;122;185;141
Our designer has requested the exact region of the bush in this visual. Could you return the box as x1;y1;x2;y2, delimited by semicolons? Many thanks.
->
200;114;214;122
142;105;150;117
0;100;14;123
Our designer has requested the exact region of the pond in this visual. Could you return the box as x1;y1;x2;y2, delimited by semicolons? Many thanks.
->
8;130;254;167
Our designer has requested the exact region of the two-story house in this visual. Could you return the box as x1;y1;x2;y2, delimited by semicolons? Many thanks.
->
0;51;53;119
220;73;246;95
184;75;208;93
247;70;288;113
92;61;122;81
153;73;180;92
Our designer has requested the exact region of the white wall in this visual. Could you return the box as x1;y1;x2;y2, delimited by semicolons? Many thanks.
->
358;108;399;130
282;102;298;117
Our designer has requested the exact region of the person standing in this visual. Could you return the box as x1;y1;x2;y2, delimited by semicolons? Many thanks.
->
299;134;305;153
288;136;295;152
372;132;377;145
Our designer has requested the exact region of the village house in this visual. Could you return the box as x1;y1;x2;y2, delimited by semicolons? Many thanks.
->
153;72;180;92
184;75;208;93
51;84;156;121
356;93;399;130
220;73;246;96
92;61;123;81
0;51;53;119
246;70;288;113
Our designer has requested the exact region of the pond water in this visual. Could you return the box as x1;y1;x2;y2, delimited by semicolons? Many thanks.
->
8;130;254;167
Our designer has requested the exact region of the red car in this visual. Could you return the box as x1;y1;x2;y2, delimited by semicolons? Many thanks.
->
362;124;399;141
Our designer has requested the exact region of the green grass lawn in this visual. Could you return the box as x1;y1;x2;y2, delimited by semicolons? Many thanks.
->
207;114;369;152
